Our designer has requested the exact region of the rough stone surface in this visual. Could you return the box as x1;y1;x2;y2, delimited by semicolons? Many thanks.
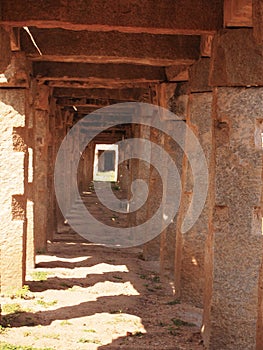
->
33;84;51;251
175;92;213;307
33;62;166;83
1;0;223;34
253;0;263;44
203;87;263;350
210;29;263;86
0;27;11;72
0;89;27;291
189;58;212;92
20;28;200;66
143;126;162;262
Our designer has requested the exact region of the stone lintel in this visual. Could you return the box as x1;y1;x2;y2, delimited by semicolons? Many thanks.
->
1;0;223;35
53;87;150;101
33;62;166;83
210;28;263;87
20;28;200;66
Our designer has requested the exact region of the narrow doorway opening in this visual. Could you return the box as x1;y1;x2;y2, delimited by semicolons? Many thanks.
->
93;144;118;182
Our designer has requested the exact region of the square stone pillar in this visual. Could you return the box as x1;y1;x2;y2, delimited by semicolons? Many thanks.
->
0;89;27;292
143;126;162;261
175;92;213;307
152;82;187;288
33;84;51;252
202;28;263;350
203;87;263;350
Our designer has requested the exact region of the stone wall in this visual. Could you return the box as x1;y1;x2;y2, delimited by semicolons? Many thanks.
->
0;89;27;292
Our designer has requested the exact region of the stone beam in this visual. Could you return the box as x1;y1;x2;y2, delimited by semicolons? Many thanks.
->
253;0;263;44
33;62;166;83
165;65;189;82
56;97;127;108
48;81;152;89
73;105;133;116
210;28;263;86
0;0;223;35
21;28;200;66
53;88;150;101
224;0;252;27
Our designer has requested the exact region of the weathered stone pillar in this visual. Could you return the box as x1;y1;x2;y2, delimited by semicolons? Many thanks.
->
0;28;32;288
143;125;163;261
174;59;213;307
156;83;184;281
25;84;35;270
135;123;151;227
203;28;263;350
142;85;165;261
46;96;57;241
0;89;27;292
54;106;68;227
33;84;51;252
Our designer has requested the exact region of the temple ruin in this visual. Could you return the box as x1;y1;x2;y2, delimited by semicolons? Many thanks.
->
0;1;263;349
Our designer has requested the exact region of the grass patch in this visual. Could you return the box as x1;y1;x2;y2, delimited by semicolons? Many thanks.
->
23;331;32;337
109;310;122;314
168;326;178;336
59;282;71;288
133;331;143;337
2;303;23;314
60;320;72;326
83;329;96;333
68;286;81;292
78;338;101;344
151;276;160;283
112;275;123;280
0;343;53;350
3;286;32;300
43;334;60;340
171;318;195;327
0;325;8;334
30;271;50;282
166;299;181;305
36;300;57;308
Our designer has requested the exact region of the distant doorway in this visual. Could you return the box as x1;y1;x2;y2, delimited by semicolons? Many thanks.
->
93;144;118;182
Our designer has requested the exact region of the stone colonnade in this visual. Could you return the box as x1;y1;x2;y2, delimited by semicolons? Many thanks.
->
0;27;262;349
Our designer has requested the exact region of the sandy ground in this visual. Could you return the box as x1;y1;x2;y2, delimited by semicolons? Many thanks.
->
0;237;204;350
0;186;205;349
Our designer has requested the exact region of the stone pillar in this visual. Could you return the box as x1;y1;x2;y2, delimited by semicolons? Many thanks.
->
54;106;68;228
25;84;35;270
143;125;162;261
46;96;57;241
142;85;164;261
174;59;213;306
0;89;27;292
33;84;51;252
155;83;186;287
135;123;151;227
203;28;263;350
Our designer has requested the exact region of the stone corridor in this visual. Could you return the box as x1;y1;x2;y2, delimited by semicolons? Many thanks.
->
0;1;263;349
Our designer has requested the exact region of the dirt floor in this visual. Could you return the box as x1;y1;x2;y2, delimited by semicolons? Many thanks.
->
0;186;205;349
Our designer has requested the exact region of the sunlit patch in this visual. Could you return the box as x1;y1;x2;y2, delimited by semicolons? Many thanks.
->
87;281;140;297
169;281;176;295
36;255;92;264
51;312;147;347
191;257;198;266
84;263;129;275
